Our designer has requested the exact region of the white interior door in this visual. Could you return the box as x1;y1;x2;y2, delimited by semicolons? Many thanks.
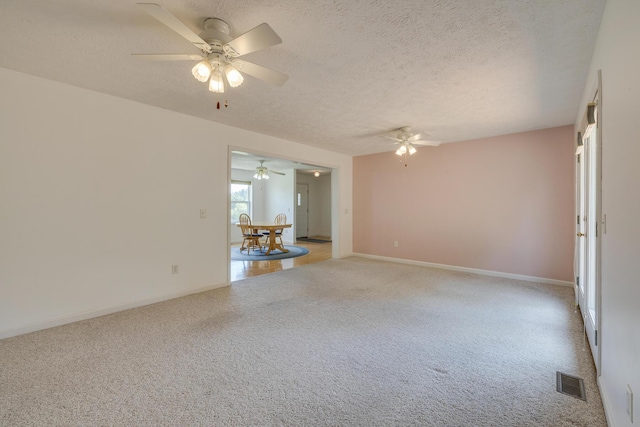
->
576;99;601;372
296;183;309;238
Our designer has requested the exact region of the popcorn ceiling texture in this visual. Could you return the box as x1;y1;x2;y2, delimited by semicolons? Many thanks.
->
0;0;605;155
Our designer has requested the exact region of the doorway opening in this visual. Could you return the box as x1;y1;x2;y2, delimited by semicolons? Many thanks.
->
229;150;334;281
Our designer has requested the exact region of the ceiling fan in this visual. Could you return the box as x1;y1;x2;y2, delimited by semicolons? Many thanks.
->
384;127;441;156
254;160;285;180
133;3;289;95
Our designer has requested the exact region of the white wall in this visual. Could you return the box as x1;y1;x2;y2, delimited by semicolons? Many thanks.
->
575;1;640;426
0;68;353;338
316;175;332;237
296;172;332;238
264;170;295;244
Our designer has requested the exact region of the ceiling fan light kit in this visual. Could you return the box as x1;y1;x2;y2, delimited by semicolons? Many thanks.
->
224;64;244;87
191;60;212;82
395;143;417;156
254;170;270;180
208;70;225;93
195;53;242;93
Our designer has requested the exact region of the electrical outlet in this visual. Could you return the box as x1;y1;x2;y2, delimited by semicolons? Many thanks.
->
171;264;179;274
200;209;207;219
627;384;634;422
394;241;399;248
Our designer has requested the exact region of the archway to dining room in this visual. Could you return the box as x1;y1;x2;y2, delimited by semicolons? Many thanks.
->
228;149;334;281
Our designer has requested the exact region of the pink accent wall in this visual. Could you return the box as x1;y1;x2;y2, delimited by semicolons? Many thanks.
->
353;126;575;281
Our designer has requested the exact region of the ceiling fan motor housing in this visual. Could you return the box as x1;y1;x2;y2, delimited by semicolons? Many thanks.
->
398;127;413;140
200;18;232;46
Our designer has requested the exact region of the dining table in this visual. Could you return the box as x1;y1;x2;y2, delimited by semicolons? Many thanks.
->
237;223;292;255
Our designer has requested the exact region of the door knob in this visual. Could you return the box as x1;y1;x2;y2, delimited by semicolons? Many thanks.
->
577;232;585;237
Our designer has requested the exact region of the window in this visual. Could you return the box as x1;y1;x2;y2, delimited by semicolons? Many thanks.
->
231;181;251;223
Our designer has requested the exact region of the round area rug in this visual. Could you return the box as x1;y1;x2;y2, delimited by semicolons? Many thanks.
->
231;245;309;261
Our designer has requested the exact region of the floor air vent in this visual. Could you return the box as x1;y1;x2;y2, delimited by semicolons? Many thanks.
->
556;371;586;401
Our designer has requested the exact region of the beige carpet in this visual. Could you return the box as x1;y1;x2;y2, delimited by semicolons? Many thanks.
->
0;257;607;426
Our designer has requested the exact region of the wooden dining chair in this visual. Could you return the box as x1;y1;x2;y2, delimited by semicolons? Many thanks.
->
239;213;263;254
264;213;286;247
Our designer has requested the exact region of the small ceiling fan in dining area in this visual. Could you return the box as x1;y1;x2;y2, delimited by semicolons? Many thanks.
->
254;160;285;180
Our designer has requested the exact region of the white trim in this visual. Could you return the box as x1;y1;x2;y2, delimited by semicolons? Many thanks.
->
0;282;230;340
353;253;573;287
598;376;615;427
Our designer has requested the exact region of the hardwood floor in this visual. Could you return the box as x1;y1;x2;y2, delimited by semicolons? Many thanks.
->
230;240;332;282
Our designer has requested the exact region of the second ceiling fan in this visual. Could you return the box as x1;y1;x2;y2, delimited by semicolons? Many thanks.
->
384;127;441;156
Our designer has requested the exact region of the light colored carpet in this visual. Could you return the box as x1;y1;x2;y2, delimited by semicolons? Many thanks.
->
0;257;607;426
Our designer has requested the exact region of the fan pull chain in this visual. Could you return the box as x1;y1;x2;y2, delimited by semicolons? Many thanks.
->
215;100;229;110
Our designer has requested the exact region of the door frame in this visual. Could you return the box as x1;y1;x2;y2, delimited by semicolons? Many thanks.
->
575;70;602;374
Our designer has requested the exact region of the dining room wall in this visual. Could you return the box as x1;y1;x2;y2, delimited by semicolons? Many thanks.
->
316;175;332;238
296;172;332;238
353;125;574;282
264;170;295;244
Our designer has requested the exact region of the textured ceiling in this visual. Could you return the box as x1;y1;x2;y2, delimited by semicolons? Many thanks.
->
0;0;605;156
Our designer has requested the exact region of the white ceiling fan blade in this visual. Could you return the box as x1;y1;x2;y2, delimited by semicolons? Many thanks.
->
411;140;442;147
226;23;282;57
408;133;434;142
137;3;212;53
384;136;403;142
131;53;204;61
269;170;286;176
234;60;289;86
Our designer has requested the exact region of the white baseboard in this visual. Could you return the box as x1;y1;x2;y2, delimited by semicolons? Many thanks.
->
598;376;616;427
352;253;573;287
0;282;230;340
